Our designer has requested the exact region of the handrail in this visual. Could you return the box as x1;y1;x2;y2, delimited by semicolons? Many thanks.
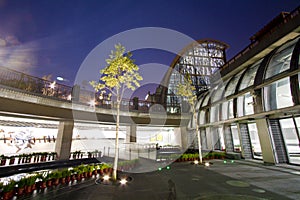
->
0;66;183;114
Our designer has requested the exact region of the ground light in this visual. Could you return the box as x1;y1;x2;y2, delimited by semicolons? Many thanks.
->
120;178;127;185
158;167;162;171
103;175;110;181
166;166;170;170
194;160;199;165
204;162;210;167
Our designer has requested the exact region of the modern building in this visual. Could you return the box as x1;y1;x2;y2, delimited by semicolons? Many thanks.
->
159;7;300;165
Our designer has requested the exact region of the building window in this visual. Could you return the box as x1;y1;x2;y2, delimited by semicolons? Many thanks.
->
224;70;245;97
237;92;254;117
239;59;262;91
210;104;220;123
248;123;262;160
221;101;229;120
279;118;300;165
228;99;234;119
199;110;206;125
264;38;298;79
231;124;241;152
264;77;293;111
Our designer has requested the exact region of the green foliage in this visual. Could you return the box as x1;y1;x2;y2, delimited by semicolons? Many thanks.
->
2;180;16;192
89;43;143;101
25;175;37;186
100;163;112;170
61;169;72;178
176;74;197;109
17;177;27;188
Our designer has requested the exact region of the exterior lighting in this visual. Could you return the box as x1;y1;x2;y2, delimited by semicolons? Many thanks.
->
204;162;210;167
223;160;227;164
88;99;96;107
49;81;56;89
158;167;162;171
166;166;170;170
67;94;72;100
103;175;110;181
57;76;64;81
120;178;127;185
231;160;234;163
194;160;199;165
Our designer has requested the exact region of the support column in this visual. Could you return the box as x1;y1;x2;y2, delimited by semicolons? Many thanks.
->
180;126;188;150
126;124;137;143
55;120;74;160
256;119;279;164
206;127;213;150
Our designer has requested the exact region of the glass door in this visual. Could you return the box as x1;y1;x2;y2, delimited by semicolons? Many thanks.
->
280;118;300;165
247;123;262;160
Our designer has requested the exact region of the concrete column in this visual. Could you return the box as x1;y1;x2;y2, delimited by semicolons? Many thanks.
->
126;124;137;143
55;120;74;160
255;118;276;164
206;127;213;150
180;126;189;150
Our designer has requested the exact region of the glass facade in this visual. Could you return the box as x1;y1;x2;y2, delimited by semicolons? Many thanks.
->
238;59;262;91
264;77;293;111
247;123;262;160
167;40;228;110
197;36;300;164
279;118;300;165
264;38;298;79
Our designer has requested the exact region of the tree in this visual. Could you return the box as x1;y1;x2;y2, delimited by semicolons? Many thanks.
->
176;74;202;163
90;44;143;180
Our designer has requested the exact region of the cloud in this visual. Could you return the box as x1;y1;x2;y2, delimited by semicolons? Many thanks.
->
0;35;38;74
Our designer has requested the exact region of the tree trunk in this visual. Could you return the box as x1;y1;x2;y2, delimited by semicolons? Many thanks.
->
113;101;120;180
194;111;202;163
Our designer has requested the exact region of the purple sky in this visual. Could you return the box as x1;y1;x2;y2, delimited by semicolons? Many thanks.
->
0;0;299;91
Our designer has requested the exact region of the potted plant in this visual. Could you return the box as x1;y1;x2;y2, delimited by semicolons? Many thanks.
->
2;180;16;200
0;155;7;166
61;169;72;184
16;177;27;196
9;156;15;165
25;175;37;194
51;170;62;186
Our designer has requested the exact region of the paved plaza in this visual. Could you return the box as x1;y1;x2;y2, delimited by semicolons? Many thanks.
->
16;159;300;200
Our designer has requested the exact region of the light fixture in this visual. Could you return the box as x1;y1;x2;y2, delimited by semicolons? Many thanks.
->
120;178;127;185
194;160;199;165
49;81;56;89
204;162;210;167
103;175;110;181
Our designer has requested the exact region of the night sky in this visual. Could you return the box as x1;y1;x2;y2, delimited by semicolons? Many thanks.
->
0;0;299;92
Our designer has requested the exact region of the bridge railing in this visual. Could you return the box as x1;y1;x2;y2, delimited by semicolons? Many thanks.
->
0;66;183;114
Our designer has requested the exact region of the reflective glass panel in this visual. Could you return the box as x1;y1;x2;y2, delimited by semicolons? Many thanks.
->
248;123;262;160
239;59;262;91
280;118;300;165
228;99;234;119
201;93;210;107
264;77;293;111
210;104;219;123
199;110;206;125
231;124;241;152
224;70;245;97
221;101;229;120
265;38;298;79
237;92;254;117
211;80;228;103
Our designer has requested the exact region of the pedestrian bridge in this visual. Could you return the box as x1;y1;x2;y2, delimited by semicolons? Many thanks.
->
0;66;189;126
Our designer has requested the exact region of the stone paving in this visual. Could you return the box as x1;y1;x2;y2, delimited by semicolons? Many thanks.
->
15;158;300;200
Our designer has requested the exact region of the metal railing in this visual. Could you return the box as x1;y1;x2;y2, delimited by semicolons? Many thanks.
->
0;66;183;114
